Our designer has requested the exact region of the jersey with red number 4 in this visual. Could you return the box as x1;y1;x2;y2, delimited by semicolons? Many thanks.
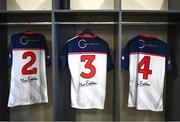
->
61;35;113;109
121;34;172;112
8;32;51;107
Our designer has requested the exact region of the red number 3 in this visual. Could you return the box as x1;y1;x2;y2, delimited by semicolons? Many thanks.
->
138;56;152;79
22;51;37;75
80;55;96;79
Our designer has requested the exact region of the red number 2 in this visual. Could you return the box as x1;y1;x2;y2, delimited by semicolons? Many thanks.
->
138;56;152;79
22;51;37;75
80;55;96;79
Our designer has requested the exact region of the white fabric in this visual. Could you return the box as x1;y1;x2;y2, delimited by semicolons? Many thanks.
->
128;53;165;111
8;49;48;107
68;53;107;109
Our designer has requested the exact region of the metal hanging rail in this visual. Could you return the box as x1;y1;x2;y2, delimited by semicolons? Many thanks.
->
0;22;52;25
0;21;178;25
122;21;177;25
0;22;118;25
54;22;119;25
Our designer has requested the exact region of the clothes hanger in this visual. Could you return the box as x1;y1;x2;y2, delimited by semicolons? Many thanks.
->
79;28;95;36
22;27;35;35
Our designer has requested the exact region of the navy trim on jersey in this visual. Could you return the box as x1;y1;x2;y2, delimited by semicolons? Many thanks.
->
121;34;172;72
8;32;51;67
126;35;168;56
65;36;111;53
61;35;113;71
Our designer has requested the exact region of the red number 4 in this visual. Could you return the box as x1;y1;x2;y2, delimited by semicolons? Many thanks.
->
80;55;96;79
138;56;152;79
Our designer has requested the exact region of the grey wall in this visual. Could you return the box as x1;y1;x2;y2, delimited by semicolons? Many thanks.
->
168;0;180;10
166;25;180;120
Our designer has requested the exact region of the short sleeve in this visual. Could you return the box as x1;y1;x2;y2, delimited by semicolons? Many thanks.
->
42;35;51;67
121;43;129;69
107;45;113;72
61;43;68;70
8;42;13;67
166;45;172;72
8;36;13;67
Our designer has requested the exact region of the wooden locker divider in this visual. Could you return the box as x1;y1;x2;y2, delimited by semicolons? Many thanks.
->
0;12;9;120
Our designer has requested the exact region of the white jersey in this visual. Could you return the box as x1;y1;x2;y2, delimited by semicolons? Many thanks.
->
121;34;172;111
8;32;51;107
61;35;113;109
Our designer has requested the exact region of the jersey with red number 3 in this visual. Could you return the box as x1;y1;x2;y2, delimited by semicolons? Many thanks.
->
121;34;172;112
8;32;51;107
61;35;113;109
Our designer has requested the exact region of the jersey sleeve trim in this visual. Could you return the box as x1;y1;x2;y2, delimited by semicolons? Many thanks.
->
139;34;157;39
66;36;78;44
130;52;165;58
78;35;97;38
21;32;38;35
68;52;107;55
13;48;44;51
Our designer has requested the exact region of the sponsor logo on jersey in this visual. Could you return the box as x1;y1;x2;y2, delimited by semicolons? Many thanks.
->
78;39;99;49
20;36;40;45
20;36;30;45
139;39;157;49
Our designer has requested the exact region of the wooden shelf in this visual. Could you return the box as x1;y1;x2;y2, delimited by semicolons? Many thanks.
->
122;10;180;16
0;10;52;14
122;10;180;23
54;9;119;13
